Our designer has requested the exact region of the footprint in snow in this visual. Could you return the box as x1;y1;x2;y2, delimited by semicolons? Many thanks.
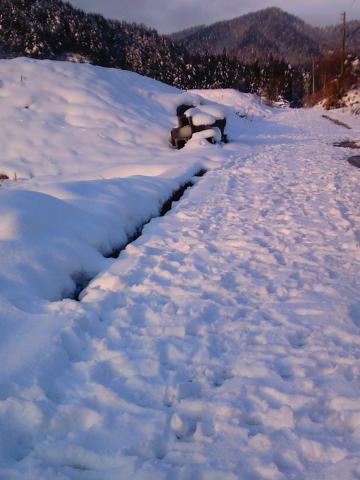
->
275;360;294;381
308;404;330;424
204;366;233;388
163;385;178;408
244;415;264;437
349;302;360;328
288;331;308;349
170;413;197;440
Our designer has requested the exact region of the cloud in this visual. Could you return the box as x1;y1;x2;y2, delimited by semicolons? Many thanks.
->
69;0;360;33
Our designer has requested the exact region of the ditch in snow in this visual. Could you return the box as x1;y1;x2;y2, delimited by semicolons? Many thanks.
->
348;156;360;168
69;168;207;301
333;140;360;149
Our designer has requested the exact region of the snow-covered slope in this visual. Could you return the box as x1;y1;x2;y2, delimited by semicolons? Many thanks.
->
0;57;187;180
0;58;202;307
0;58;360;479
342;86;360;115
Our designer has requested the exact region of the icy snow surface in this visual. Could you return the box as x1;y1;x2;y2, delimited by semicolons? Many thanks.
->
0;58;360;479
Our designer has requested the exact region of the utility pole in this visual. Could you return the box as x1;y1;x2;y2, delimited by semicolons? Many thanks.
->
312;59;315;95
341;11;346;77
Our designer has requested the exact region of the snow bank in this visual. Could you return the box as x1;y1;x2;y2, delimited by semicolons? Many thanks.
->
196;104;227;120
191;88;272;118
0;166;202;307
0;58;215;308
343;86;360;115
0;57;204;181
318;86;360;117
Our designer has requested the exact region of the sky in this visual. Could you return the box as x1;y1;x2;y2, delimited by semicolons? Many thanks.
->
69;0;360;33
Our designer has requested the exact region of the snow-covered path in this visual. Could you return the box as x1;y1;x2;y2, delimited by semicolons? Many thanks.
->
3;113;359;479
0;60;360;479
80;144;359;480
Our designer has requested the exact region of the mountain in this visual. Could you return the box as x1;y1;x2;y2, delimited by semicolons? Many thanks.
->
322;21;360;55
0;0;187;86
171;25;207;43
0;0;303;97
170;7;360;65
1;1;354;101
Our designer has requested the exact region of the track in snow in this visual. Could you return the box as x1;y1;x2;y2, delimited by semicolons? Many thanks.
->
70;168;207;301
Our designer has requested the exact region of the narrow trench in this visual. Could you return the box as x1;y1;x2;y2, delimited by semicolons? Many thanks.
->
70;168;207;301
332;140;360;169
322;114;352;130
333;140;359;149
348;156;360;168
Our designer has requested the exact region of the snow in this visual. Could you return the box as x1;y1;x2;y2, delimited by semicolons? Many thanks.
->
0;57;202;181
195;104;227;120
0;58;360;479
190;111;216;126
0;170;201;307
342;86;360;115
188;127;222;146
191;88;272;118
317;85;360;116
0;57;207;307
184;105;226;126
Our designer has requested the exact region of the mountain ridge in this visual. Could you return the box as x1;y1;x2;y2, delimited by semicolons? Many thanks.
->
169;7;360;65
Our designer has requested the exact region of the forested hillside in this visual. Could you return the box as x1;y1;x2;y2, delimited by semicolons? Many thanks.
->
0;0;187;86
170;7;360;66
0;0;303;100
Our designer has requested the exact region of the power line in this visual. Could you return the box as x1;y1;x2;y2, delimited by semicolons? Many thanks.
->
349;0;357;11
